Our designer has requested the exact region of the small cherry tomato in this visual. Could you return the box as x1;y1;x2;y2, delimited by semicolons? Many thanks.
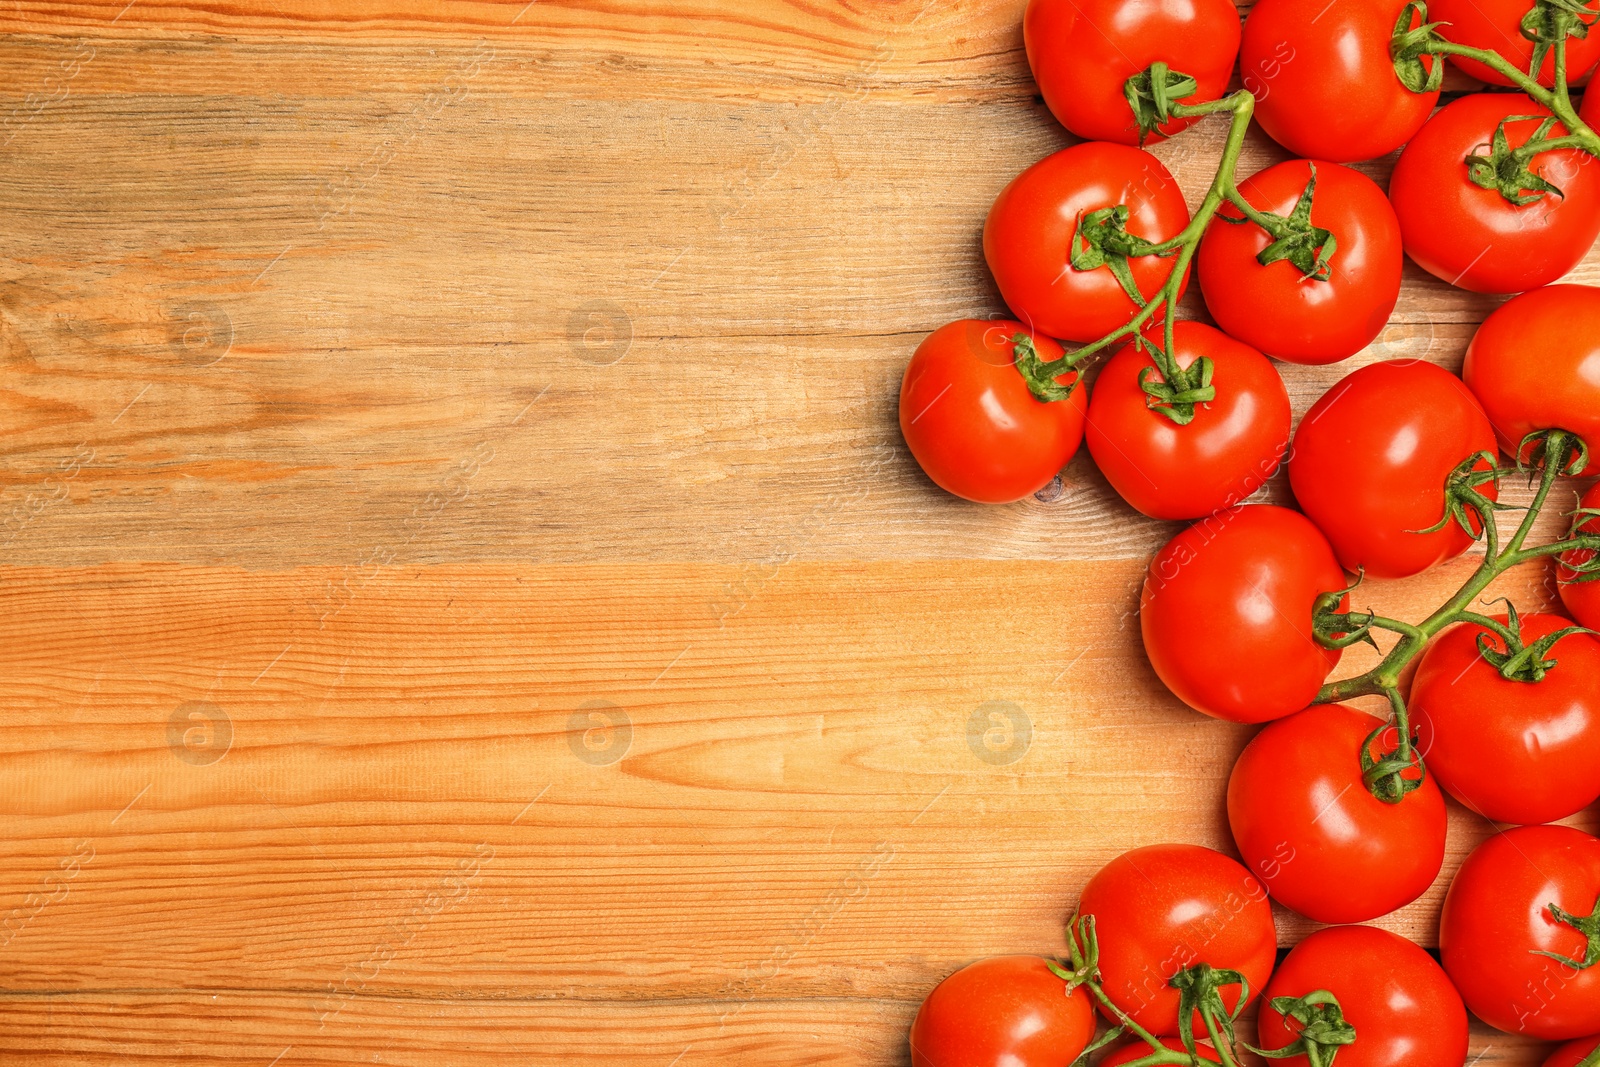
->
985;143;1191;343
1560;482;1600;630
1100;1036;1221;1065
1241;0;1438;162
1440;825;1600;1040
898;320;1087;504
1078;844;1277;1037
1463;284;1600;476
1228;704;1447;924
909;955;1096;1067
1257;925;1469;1067
1085;322;1291;520
1390;95;1600;294
1024;0;1241;145
1412;612;1600;826
1199;160;1402;364
1289;359;1499;580
1142;506;1346;723
1432;0;1600;86
1547;1036;1600;1067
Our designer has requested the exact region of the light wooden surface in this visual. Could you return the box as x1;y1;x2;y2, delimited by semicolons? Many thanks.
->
1;2;1596;1064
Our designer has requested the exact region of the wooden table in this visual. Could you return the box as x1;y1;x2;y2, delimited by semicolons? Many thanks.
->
1;2;1594;1063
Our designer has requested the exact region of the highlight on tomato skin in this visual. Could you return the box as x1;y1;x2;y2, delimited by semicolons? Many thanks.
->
897;320;1088;505
907;955;1095;1067
1546;1036;1600;1067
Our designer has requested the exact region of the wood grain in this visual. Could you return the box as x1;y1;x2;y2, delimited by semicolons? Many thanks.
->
2;0;1598;1062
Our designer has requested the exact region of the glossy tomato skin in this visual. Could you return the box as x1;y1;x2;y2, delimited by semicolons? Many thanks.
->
985;144;1191;342
1078;844;1277;1037
1257;925;1469;1067
1228;704;1447;924
1142;506;1345;723
898;320;1088;504
909;955;1095;1067
1085;322;1290;520
1391;95;1600;294
1024;0;1241;145
1432;0;1600;86
1463;284;1600;476
1290;360;1499;579
1101;1036;1221;1065
1560;482;1600;629
1412;613;1600;825
1242;0;1437;162
1199;160;1402;364
1441;825;1600;1040
1547;1036;1600;1067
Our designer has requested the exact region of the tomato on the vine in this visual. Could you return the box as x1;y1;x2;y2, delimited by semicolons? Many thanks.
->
1290;359;1499;580
1548;1037;1600;1067
1024;0;1241;145
898;320;1087;504
909;955;1095;1067
1390;95;1600;294
1077;844;1276;1037
1101;1036;1221;1065
1241;0;1438;162
1431;0;1600;86
1228;704;1447;924
1085;322;1290;520
1412;612;1600;826
1561;481;1600;630
1199;160;1402;364
1142;505;1346;723
1257;925;1469;1067
985;143;1191;342
1440;825;1600;1040
1463;284;1600;476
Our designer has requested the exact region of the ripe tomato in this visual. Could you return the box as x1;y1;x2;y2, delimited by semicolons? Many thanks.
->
1390;95;1600;294
1431;0;1600;86
1198;160;1402;365
909;955;1095;1067
1560;482;1600;630
898;320;1087;504
1257;925;1469;1067
1289;359;1499;580
1228;704;1447;924
1024;0;1241;145
985;143;1191;343
1142;506;1345;723
1077;844;1276;1037
1241;0;1438;162
1412;613;1600;825
1547;1036;1600;1067
1440;825;1600;1040
1100;1036;1221;1065
1085;322;1290;520
1463;284;1600;476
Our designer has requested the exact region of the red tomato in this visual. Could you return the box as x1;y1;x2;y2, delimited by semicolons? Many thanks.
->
1560;482;1600;630
985;144;1191;343
1547;1036;1600;1067
1257;925;1469;1067
1289;360;1499;580
1241;0;1438;162
909;955;1095;1067
1463;284;1600;476
1078;844;1277;1037
1198;160;1402;364
1412;613;1600;825
1142;506;1345;723
1390;95;1600;294
1100;1036;1221;1065
1432;0;1600;86
1440;825;1600;1040
1085;322;1290;520
1024;0;1241;145
898;320;1087;504
1228;704;1447;924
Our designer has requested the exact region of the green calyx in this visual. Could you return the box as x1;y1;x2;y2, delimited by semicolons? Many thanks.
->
1124;61;1200;143
1391;1;1448;93
1249;992;1357;1067
1359;707;1427;804
1135;341;1216;426
1170;962;1249;1061
1536;895;1600;970
1517;428;1590;475
1467;113;1567;205
1412;450;1511;539
1474;600;1597;683
1564;504;1600;585
1313;576;1382;652
1071;204;1167;309
1010;333;1080;404
1523;0;1600;82
1222;164;1338;280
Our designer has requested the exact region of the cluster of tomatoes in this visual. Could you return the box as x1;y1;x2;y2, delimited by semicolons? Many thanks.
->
897;0;1600;1064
